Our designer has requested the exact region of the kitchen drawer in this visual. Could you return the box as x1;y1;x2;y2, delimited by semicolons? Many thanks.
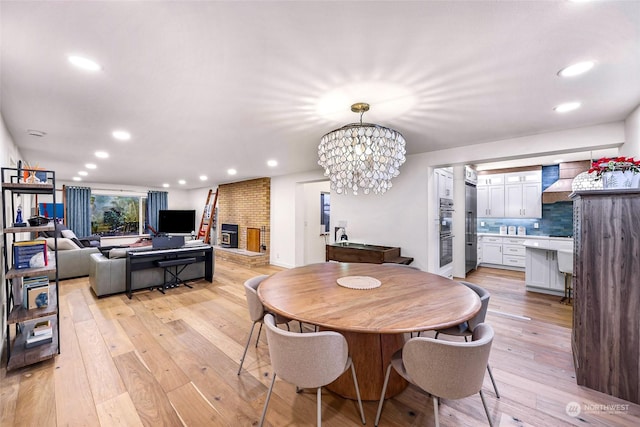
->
504;237;525;245
503;244;525;256
503;255;525;267
482;236;503;244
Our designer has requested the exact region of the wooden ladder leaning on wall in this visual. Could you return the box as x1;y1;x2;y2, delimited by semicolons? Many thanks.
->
197;189;217;244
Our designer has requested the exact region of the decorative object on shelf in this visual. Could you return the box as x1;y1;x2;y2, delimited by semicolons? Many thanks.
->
13;204;26;227
21;162;47;183
318;102;406;195
588;156;640;189
571;171;603;191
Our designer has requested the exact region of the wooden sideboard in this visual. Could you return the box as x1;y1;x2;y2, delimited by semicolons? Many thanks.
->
326;242;413;265
571;189;639;404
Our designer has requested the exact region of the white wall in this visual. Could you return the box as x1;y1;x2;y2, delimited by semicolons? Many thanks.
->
622;104;640;158
270;170;326;268
324;154;431;270
302;181;330;265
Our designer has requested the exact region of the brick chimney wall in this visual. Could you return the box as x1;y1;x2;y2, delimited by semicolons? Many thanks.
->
217;177;270;255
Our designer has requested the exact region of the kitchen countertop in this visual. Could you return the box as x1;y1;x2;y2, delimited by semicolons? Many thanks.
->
479;233;573;242
522;238;573;251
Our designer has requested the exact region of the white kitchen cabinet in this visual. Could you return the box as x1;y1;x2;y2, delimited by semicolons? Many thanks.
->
504;171;542;218
477;183;504;217
504;170;541;184
479;236;503;265
435;168;453;199
525;248;565;295
502;237;526;267
477;173;504;186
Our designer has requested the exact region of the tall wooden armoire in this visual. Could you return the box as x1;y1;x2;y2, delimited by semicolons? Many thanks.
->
571;189;640;404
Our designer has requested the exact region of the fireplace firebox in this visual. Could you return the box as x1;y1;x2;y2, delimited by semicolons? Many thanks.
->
220;223;239;248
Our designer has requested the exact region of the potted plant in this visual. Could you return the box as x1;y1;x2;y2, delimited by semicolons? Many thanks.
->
588;156;640;189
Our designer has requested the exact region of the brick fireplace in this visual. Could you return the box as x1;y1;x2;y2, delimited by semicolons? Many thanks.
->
216;177;270;266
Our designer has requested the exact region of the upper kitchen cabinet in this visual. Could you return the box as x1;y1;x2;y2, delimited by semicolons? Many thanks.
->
477;173;504;217
478;168;542;218
504;170;542;218
435;168;453;199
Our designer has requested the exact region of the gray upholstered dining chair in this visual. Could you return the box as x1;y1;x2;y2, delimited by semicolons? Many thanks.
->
375;323;495;427
432;281;500;398
259;313;366;427
237;275;291;375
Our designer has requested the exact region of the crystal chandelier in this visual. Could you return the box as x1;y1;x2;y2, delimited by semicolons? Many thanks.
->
318;103;406;195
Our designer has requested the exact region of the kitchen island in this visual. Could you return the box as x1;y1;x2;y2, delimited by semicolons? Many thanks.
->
522;238;572;296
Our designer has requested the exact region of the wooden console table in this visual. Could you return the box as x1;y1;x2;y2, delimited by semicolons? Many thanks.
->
326;242;413;265
125;245;213;299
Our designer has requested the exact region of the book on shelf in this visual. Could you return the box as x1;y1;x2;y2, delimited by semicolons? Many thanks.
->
25;328;53;349
32;319;52;336
13;240;48;269
23;275;49;287
23;283;49;309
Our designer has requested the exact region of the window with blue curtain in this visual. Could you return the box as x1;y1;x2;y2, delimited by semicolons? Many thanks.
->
147;191;168;235
65;186;91;237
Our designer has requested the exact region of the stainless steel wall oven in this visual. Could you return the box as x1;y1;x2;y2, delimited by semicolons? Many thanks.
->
439;198;454;267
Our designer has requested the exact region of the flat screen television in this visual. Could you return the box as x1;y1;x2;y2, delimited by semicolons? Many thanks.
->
157;210;196;234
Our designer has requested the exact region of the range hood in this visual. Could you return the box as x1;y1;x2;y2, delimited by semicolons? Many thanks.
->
542;161;590;203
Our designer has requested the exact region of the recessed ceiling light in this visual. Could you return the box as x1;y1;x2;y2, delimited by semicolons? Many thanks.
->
95;151;109;159
78;171;88;176
558;61;595;77
554;102;581;113
227;168;237;175
72;177;82;181
162;183;170;188
112;130;131;141
68;55;101;71
199;175;208;181
178;179;186;185
267;160;278;167
85;163;97;169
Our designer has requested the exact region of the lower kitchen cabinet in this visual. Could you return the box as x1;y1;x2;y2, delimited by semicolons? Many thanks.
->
524;248;564;295
478;235;525;270
481;239;503;264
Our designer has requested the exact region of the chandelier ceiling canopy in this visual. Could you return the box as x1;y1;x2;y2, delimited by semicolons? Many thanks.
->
318;103;406;195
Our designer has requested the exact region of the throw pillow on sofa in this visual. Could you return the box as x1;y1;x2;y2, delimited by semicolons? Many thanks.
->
61;229;85;248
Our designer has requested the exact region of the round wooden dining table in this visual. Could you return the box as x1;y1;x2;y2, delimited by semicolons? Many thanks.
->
258;262;481;401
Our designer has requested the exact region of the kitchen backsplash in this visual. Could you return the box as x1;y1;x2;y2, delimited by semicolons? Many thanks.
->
478;201;574;236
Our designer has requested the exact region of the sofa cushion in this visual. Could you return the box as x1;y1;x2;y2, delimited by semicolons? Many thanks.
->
42;237;81;250
109;248;129;259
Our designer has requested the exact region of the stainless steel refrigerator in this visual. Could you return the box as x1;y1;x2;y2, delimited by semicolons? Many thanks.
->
465;182;477;273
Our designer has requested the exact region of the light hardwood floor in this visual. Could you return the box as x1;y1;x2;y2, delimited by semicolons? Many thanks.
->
1;260;639;426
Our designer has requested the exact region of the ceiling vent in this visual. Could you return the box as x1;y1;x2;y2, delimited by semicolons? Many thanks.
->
27;129;46;137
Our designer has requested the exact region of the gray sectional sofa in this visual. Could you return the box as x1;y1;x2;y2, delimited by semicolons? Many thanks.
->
39;237;100;280
89;246;209;297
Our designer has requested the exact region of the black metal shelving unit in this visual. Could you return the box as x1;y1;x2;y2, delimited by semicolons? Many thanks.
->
1;167;60;370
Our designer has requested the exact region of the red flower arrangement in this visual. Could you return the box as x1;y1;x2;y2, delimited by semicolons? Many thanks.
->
588;157;640;180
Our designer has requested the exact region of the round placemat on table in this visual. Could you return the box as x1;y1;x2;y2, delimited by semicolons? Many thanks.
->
336;276;382;290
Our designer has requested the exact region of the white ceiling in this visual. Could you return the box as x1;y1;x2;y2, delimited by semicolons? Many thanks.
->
2;1;639;189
